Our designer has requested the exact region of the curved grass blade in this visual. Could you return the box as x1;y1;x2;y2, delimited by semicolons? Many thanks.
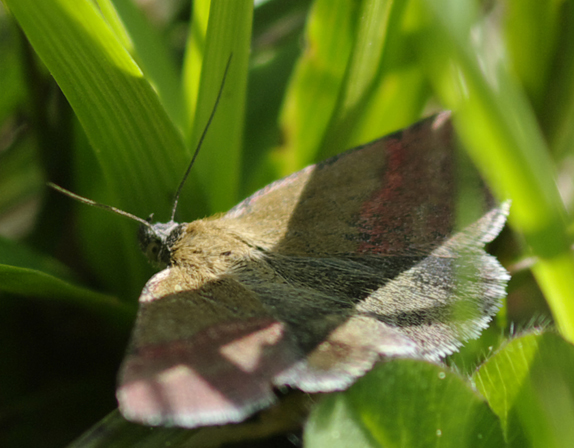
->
97;0;185;129
0;264;132;328
4;0;189;220
416;0;574;342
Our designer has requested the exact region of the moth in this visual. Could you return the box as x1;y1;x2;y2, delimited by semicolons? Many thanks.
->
117;113;509;428
53;111;509;428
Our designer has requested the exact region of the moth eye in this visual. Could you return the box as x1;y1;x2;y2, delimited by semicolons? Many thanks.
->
221;251;232;256
146;241;161;260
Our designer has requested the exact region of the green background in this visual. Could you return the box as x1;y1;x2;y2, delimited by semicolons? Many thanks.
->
1;0;574;446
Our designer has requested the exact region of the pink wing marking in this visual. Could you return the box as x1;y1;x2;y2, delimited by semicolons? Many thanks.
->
357;113;455;254
118;317;302;428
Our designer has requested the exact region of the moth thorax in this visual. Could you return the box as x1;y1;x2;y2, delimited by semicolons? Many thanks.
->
138;220;184;266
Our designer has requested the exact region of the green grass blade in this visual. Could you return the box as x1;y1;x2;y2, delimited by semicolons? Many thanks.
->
68;394;312;447
94;0;133;51
0;234;73;279
0;14;25;124
503;0;563;113
276;0;429;174
332;0;430;147
181;0;211;142
277;0;357;175
0;264;132;327
4;0;188;221
240;0;311;195
537;3;574;158
318;0;411;158
98;0;185;129
66;410;192;448
416;0;574;342
185;0;253;213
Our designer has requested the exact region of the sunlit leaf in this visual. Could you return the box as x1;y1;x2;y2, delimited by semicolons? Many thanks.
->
474;331;574;448
306;359;505;448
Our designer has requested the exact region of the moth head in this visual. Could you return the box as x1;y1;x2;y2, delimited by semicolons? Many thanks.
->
46;183;186;267
138;218;185;267
47;55;232;268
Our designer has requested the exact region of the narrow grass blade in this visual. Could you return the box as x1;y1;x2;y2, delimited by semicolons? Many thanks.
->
185;0;253;213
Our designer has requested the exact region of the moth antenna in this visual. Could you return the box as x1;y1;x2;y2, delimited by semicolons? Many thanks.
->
47;182;154;229
170;54;233;222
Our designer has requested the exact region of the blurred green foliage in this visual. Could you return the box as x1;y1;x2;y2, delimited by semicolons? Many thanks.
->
1;0;574;447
